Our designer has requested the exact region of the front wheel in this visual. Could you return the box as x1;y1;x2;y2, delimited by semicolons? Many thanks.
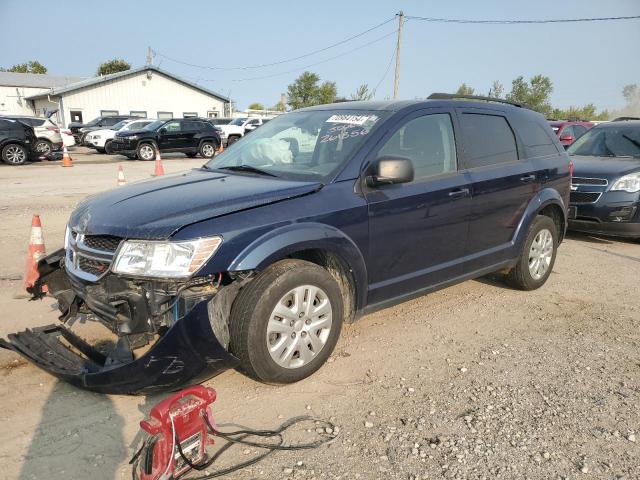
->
136;143;156;161
104;140;114;154
229;259;344;384
507;215;558;290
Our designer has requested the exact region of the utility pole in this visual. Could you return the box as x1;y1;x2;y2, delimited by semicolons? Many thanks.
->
146;46;154;66
393;11;405;99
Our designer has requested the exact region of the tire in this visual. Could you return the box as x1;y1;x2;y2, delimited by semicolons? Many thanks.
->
124;154;137;160
2;143;28;165
96;147;105;154
227;136;240;146
507;215;558;290
104;140;114;154
136;142;156;161
229;259;344;384
34;139;52;155
199;141;217;159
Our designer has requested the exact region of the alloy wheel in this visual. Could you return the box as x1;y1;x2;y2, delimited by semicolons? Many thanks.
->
528;228;553;280
4;145;26;164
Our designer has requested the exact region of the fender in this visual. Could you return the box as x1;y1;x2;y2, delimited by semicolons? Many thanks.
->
227;222;368;311
513;187;567;250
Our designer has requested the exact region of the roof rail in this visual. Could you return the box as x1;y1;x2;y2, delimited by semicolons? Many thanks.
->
427;92;525;108
612;116;640;122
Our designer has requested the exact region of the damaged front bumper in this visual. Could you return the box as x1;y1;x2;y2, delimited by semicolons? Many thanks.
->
0;249;240;395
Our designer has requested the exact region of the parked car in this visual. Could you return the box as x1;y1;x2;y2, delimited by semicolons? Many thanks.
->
2;115;63;155
1;96;570;394
207;117;233;126
85;119;155;154
60;128;76;148
68;115;135;144
566;120;640;238
217;116;272;146
111;118;221;160
548;120;594;147
0;118;37;165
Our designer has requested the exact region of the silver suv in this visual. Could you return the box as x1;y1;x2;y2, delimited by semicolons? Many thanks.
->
4;115;63;155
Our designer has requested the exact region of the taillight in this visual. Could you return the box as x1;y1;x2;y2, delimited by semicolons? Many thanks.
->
568;159;574;177
47;126;60;133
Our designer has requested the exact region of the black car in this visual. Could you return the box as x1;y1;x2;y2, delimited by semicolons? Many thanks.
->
68;115;135;144
111;118;221;160
0;118;37;165
1;95;571;394
567;120;640;238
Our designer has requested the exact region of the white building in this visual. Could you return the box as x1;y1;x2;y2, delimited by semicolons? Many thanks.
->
2;66;230;127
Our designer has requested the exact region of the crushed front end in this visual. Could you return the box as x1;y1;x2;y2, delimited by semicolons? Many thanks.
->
0;230;242;395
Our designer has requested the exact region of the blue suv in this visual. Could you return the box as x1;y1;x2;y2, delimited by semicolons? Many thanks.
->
1;94;570;394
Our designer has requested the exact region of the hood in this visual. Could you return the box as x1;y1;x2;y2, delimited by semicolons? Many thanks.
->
217;124;243;133
87;128;113;137
68;169;322;239
571;155;640;181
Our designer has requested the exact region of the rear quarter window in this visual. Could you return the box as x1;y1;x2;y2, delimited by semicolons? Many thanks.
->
460;113;519;168
510;117;559;157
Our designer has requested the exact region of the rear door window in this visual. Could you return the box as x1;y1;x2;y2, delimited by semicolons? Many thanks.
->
460;113;518;168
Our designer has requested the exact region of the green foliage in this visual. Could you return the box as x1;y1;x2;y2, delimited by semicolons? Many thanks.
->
488;80;504;99
455;83;475;96
96;58;131;76
350;84;374;101
0;61;47;74
286;71;337;110
248;102;265;110
506;75;553;117
551;104;609;121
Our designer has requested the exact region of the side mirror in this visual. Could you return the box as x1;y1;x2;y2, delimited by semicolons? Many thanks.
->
366;156;414;187
158;127;167;135
559;134;574;143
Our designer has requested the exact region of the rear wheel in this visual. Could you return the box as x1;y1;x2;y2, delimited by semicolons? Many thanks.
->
199;141;216;159
34;139;52;155
229;259;343;384
227;135;240;146
507;215;558;290
136;143;156;161
2;143;28;165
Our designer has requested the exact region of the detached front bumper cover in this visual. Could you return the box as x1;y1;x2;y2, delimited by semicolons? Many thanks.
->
0;301;239;395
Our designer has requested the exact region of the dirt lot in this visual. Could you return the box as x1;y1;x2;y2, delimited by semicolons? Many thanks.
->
0;149;639;480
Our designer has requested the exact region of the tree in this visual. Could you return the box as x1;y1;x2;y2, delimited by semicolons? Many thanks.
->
96;59;131;76
350;84;373;101
488;80;504;99
506;75;553;117
248;102;265;110
551;104;609;121
0;61;47;74
286;71;337;110
608;83;640;119
455;83;475;96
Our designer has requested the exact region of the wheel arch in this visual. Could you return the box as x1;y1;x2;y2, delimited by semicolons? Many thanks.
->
513;187;567;249
227;223;367;321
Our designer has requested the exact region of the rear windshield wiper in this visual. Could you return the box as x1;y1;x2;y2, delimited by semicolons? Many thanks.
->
217;165;278;177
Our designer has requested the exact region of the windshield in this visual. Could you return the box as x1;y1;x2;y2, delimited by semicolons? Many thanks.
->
86;117;101;126
229;117;248;126
144;120;165;131
567;124;640;158
205;109;389;182
111;120;129;130
125;120;152;131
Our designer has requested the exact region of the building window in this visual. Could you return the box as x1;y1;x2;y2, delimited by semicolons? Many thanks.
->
157;111;173;120
207;111;219;118
130;111;147;118
183;112;198;118
70;110;83;123
100;110;119;116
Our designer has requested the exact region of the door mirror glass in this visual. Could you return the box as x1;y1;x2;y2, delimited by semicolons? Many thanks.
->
367;156;414;187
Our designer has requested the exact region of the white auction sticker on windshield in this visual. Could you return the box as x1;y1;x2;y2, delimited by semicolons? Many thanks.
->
326;114;375;125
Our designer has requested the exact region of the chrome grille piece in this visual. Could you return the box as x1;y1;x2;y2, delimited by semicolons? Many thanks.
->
65;229;121;281
571;177;608;186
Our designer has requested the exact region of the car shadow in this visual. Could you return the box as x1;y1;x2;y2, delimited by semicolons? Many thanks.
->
18;381;127;480
565;231;639;246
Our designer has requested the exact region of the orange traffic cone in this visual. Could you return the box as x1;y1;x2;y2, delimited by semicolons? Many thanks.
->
217;143;224;154
117;165;126;186
24;214;46;290
61;146;73;167
153;150;165;176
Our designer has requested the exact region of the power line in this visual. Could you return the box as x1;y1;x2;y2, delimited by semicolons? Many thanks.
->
154;16;396;71
405;14;640;24
229;29;398;82
372;44;396;98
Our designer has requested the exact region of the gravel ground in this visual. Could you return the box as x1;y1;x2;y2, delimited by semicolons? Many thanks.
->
0;149;638;480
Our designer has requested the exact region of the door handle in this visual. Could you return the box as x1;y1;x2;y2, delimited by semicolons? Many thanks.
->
520;174;536;182
448;188;470;198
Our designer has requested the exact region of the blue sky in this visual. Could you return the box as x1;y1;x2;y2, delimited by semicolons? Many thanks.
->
1;0;638;111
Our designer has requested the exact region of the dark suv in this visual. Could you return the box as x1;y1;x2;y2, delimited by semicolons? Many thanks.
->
111;118;221;160
1;95;570;394
69;115;135;144
0;118;37;165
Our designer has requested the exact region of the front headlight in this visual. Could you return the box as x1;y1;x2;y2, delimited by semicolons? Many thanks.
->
611;172;640;193
127;135;138;140
112;236;222;278
93;135;101;139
